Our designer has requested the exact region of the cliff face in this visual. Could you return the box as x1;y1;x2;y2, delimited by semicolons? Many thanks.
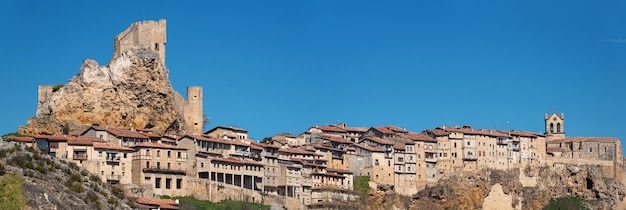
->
19;49;188;136
409;165;626;210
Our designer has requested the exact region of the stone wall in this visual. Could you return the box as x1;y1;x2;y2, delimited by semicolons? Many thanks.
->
184;86;203;135
113;19;167;64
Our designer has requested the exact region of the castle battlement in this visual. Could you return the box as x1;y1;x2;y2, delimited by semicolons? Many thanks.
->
112;19;167;64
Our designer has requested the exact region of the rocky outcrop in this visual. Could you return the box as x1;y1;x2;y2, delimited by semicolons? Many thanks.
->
19;49;189;136
410;166;625;210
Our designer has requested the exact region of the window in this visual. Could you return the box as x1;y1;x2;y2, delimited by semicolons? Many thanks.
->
167;163;171;169
556;123;561;133
388;160;391;166
454;142;457;148
145;177;151;180
166;178;171;189
201;162;204;168
157;162;161;169
167;151;171;158
99;151;103;157
178;152;182;158
123;153;127;158
155;43;160;51
375;159;379;166
176;179;182;189
146;149;150;156
146;161;150;168
589;147;593;153
155;178;161;188
550;123;554;132
157;150;160;157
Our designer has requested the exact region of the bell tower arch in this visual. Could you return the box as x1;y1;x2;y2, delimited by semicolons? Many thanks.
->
545;111;565;140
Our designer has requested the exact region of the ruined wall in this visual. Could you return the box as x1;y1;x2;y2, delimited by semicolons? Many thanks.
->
113;19;166;64
37;85;53;115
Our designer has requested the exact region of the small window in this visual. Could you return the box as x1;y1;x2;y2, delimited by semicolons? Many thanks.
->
589;147;593;153
155;43;160;51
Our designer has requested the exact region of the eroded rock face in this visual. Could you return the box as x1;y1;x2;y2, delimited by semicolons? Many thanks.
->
410;166;626;210
19;49;188;136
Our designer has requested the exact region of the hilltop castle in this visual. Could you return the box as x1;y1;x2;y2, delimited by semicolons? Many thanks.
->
25;19;203;136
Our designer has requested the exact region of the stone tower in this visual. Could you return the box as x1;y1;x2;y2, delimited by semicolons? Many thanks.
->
112;19;167;64
545;112;565;139
184;86;203;135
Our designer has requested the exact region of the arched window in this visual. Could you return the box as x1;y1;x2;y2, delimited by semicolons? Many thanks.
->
550;123;554;132
556;123;561;133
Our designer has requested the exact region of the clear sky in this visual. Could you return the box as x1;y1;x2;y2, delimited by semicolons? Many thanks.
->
1;1;625;147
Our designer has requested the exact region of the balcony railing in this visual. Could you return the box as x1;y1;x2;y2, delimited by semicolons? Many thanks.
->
106;156;121;162
425;157;437;162
497;138;510;145
511;145;520;151
107;175;121;181
142;167;186;175
463;155;478;161
73;154;88;160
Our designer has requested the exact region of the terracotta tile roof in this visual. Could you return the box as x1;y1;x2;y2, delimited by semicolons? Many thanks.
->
279;147;320;156
91;126;149;139
340;126;368;133
547;137;620;144
34;135;68;141
250;143;264;150
426;128;449;136
352;143;387;152
183;135;249;147
67;136;99;146
386;126;408;133
393;142;406;150
371;126;396;135
510;131;544;137
404;132;436;142
309;143;343;152
362;136;394;145
136;197;178;210
211;157;264;166
7;136;34;143
312;126;347;133
93;142;133;151
205;126;248;134
131;142;187;150
318;134;351;144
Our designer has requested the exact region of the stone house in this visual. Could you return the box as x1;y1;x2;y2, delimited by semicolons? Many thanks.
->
130;142;189;197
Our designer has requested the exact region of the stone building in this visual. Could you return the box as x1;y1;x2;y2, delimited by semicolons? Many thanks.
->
130;142;189;197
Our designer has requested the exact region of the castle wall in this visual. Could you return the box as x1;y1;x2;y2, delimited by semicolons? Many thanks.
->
113;19;166;64
36;85;53;115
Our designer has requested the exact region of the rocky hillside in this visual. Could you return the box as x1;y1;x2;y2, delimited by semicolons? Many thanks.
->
0;138;133;209
19;49;189;136
409;166;626;210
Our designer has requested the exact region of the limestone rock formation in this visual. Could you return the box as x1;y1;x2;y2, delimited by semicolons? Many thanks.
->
19;19;203;136
19;49;188;136
409;166;626;210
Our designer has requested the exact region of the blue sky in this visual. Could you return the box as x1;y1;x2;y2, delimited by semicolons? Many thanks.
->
1;1;625;147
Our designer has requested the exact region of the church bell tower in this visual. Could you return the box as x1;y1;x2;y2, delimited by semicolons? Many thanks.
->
544;111;565;140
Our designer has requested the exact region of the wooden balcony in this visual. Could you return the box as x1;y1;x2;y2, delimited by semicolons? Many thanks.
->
106;175;121;181
73;154;88;160
142;167;186;175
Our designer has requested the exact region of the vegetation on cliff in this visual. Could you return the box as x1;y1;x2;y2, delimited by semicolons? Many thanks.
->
0;138;132;209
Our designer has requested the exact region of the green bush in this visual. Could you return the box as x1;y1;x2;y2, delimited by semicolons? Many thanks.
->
354;176;370;193
0;174;26;209
52;84;64;92
543;196;591;210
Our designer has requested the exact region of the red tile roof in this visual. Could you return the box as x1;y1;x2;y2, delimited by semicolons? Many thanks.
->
7;136;34;143
362;136;394;145
183;135;250;147
204;126;248;134
93;142;133;151
371;126;395;134
404;132;436;142
547;137;620;144
90;126;149;139
352;143;386;152
313;126;347;133
136;197;178;210
34;135;68;141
